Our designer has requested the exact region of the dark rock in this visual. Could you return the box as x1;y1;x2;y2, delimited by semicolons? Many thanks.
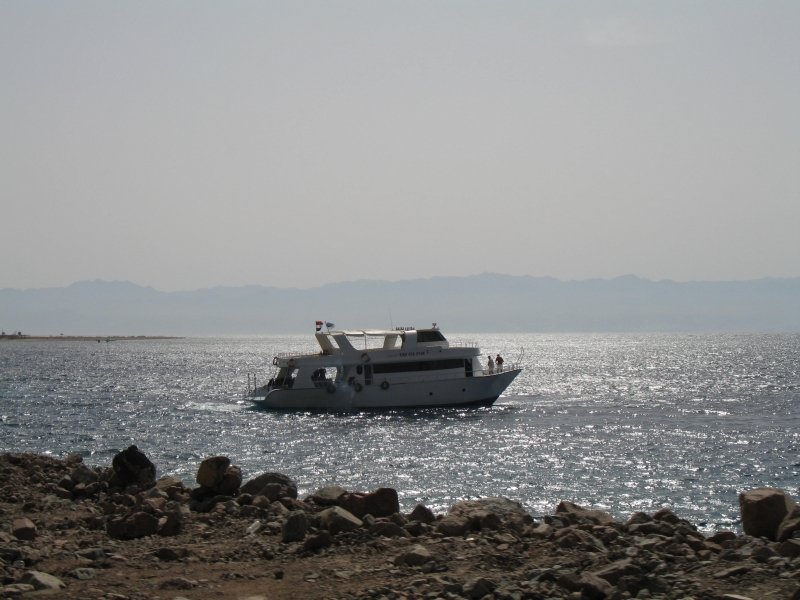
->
339;487;400;519
70;464;98;485
106;511;160;539
112;446;157;488
282;511;309;543
778;538;800;558
240;472;297;499
450;497;532;526
156;547;189;561
739;487;796;541
628;521;674;536
554;527;606;552
303;530;332;551
214;466;242;496
159;577;196;590
259;483;287;503
651;507;680;524
409;503;436;524
778;505;800;542
157;510;182;536
308;485;348;505
719;548;743;561
11;518;36;541
0;548;23;563
713;565;751;578
196;456;230;488
707;530;737;544
463;577;496;599
625;512;652;526
369;521;409;538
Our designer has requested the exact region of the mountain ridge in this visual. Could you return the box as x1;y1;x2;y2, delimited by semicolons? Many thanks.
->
1;274;799;335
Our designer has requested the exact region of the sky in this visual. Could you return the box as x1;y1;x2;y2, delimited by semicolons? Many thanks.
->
1;1;798;292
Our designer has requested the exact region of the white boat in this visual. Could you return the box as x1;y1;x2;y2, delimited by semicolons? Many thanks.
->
247;325;521;410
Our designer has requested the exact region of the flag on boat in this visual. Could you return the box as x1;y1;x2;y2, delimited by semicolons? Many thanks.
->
326;322;334;329
315;321;323;332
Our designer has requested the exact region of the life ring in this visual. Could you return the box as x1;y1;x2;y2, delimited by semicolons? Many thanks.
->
380;381;390;390
288;358;296;368
353;382;363;392
272;356;279;366
360;352;371;363
326;382;336;394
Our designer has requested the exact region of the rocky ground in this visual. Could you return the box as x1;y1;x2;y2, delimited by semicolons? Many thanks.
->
0;449;799;600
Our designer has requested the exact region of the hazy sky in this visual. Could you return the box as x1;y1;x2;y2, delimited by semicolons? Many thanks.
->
1;1;798;291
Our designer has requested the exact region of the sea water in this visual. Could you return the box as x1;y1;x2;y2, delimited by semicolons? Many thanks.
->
1;333;798;533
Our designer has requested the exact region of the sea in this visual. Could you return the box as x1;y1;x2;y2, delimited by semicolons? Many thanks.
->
1;334;798;534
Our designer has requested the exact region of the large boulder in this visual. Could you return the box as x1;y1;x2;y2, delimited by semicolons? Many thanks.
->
435;515;471;537
112;446;157;488
196;456;231;488
556;500;618;526
70;464;98;485
320;506;362;535
241;472;297;499
409;503;436;524
214;466;242;496
778;505;800;542
739;488;797;540
339;487;400;519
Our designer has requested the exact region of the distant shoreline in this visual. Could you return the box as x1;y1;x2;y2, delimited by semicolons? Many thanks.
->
0;335;182;342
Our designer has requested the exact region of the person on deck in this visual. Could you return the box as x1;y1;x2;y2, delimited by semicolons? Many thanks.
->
495;354;504;372
487;355;495;374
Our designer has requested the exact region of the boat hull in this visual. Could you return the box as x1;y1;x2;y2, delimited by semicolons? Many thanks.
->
251;369;521;410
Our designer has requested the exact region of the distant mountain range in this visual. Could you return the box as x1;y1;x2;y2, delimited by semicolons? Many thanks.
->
1;274;799;335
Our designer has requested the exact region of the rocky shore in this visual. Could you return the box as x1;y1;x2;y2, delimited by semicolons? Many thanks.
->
0;449;798;600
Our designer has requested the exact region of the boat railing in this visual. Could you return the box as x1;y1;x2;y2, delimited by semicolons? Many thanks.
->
447;341;480;349
480;362;521;376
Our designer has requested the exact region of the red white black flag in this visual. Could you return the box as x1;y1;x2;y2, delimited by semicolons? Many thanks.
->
315;321;323;332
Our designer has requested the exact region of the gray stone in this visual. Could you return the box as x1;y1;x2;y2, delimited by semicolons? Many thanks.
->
241;472;297;498
18;571;66;590
309;485;348;505
320;506;362;535
67;567;97;580
11;518;36;541
70;464;99;485
393;544;432;566
75;547;107;561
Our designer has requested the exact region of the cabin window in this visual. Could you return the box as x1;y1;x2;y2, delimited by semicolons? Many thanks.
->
416;330;446;343
356;365;363;375
372;358;464;374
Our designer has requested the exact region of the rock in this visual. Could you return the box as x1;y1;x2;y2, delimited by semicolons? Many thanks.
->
409;503;436;524
339;487;400;519
158;510;183;536
112;445;157;488
282;511;309;543
67;567;97;580
241;472;298;499
259;483;287;502
196;456;231;488
11;517;37;541
0;548;23;563
251;495;272;510
320;506;363;535
719;548;743;561
739;487;797;540
309;485;348;505
554;527;606;552
214;465;242;496
156;547;188;561
1;583;35;595
18;571;65;590
393;544;432;566
721;596;755;600
303;530;332;551
75;547;106;561
107;511;160;539
436;515;471;537
651;507;680;524
707;530;737;544
556;500;618;526
52;486;73;499
778;538;800;558
450;497;532;527
155;475;183;491
369;521;409;538
159;577;196;590
528;523;554;539
628;521;675;536
778;505;800;542
70;463;98;485
591;558;643;584
463;577;496;599
713;565;751;578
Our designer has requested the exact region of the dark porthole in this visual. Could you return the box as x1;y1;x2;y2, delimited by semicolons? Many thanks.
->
429;392;433;396
462;388;465;392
